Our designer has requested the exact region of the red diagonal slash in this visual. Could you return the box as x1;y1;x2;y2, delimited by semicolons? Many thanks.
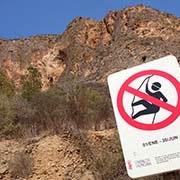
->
117;69;180;130
126;86;176;113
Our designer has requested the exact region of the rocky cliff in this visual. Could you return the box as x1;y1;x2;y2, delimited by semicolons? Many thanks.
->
1;5;180;90
0;5;180;180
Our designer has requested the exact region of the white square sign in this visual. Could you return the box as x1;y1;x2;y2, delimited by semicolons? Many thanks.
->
108;55;180;178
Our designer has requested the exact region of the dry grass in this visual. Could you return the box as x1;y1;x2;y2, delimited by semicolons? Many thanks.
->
8;151;33;179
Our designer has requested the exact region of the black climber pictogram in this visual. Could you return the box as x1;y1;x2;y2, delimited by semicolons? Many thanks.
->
131;76;168;123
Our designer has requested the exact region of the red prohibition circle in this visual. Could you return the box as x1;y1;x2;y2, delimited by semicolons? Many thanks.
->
117;70;180;130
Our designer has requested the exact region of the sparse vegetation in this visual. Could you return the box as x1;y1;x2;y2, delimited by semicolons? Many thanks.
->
0;71;15;97
0;94;36;138
0;4;175;180
21;66;42;101
10;95;36;137
0;78;111;138
31;87;67;134
66;83;111;130
0;94;17;137
70;130;124;180
90;132;125;180
8;151;33;179
94;151;123;180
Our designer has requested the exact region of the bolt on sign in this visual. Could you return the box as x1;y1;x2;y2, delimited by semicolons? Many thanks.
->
108;55;180;178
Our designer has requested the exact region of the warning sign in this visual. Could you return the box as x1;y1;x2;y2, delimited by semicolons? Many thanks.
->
117;69;180;130
108;55;180;178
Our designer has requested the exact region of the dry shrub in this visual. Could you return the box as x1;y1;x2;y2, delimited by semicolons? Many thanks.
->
10;96;36;138
94;151;124;180
92;131;125;180
0;80;112;138
66;83;111;130
0;95;36;138
21;66;42;101
0;70;15;97
0;94;18;138
31;83;111;134
31;87;67;134
8;151;33;179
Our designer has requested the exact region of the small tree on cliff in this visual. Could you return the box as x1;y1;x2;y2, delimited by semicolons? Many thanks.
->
0;71;15;97
21;67;42;101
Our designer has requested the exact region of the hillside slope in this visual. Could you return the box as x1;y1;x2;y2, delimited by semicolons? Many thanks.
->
0;129;161;180
0;4;180;180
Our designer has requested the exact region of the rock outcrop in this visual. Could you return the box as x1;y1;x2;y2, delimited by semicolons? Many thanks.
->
1;5;180;90
0;5;180;180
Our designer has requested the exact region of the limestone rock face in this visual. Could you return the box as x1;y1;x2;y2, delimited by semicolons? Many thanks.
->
1;5;180;90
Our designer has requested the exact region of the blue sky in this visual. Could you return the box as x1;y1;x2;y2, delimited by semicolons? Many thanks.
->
0;0;180;39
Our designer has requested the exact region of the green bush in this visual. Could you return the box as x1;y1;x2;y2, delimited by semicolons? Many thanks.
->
0;71;15;97
21;66;42;101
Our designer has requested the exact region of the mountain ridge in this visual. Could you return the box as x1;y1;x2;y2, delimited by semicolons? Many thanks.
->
1;5;180;91
0;5;180;180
